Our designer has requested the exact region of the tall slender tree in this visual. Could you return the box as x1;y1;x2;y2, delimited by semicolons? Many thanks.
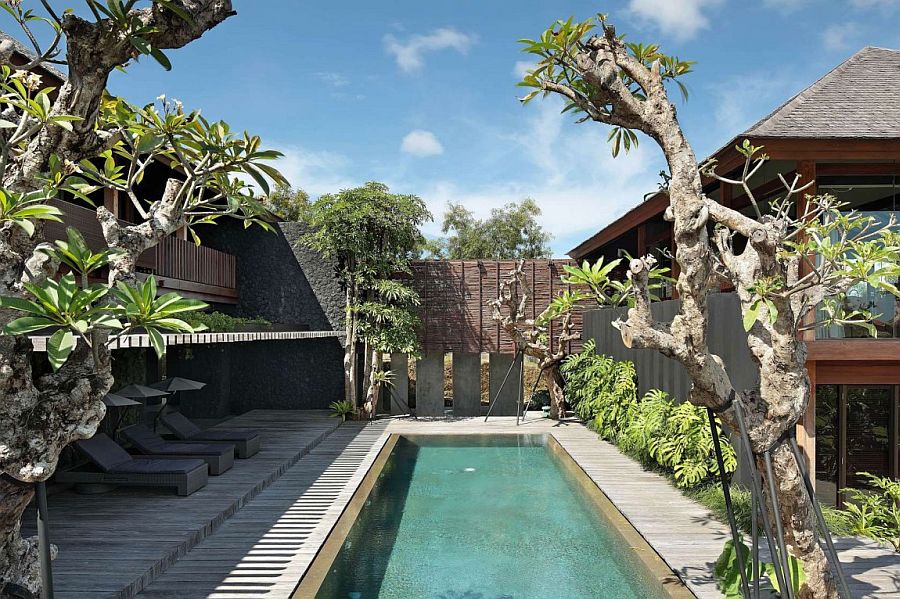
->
302;182;430;410
520;14;900;598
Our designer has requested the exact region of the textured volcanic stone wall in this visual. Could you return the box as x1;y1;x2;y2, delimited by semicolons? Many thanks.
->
162;220;346;414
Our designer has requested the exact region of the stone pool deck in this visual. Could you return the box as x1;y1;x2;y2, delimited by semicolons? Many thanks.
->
27;410;900;598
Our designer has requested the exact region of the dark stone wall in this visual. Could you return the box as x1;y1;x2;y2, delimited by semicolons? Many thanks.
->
165;337;344;416
197;219;344;332
157;220;347;415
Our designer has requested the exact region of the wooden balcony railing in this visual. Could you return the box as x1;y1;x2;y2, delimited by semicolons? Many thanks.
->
44;199;237;302
157;236;236;290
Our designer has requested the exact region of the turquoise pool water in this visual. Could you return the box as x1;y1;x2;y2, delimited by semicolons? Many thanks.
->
315;435;671;599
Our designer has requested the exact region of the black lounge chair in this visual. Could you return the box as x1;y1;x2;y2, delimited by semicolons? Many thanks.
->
121;424;235;475
161;411;261;458
56;433;208;496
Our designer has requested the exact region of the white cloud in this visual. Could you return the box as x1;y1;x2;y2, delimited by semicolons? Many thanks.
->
315;72;349;87
267;144;355;197
821;22;863;51
384;27;476;73
405;99;662;254
627;0;723;41
400;130;444;157
512;60;535;79
268;101;663;256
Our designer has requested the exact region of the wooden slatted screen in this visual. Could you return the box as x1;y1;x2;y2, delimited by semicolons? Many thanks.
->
405;260;583;355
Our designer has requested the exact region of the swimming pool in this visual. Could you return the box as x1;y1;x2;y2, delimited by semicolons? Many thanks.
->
296;434;689;598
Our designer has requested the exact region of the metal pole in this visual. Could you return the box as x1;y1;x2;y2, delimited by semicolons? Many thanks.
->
484;350;521;422
515;355;523;425
733;400;789;595
751;479;760;599
707;409;750;599
788;436;853;599
35;481;54;599
763;450;795;599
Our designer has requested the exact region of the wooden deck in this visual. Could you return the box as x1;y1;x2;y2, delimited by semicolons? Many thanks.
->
27;412;900;599
23;410;341;598
136;421;389;598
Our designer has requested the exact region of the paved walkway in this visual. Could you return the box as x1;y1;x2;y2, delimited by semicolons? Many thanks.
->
30;411;900;598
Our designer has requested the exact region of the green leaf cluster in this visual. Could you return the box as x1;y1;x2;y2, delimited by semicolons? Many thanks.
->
425;199;552;260
560;340;637;439
562;342;736;488
714;539;805;598
329;399;357;422
838;473;900;551
561;256;671;309
183;311;270;333
1;230;206;370
518;14;694;156
620;389;737;487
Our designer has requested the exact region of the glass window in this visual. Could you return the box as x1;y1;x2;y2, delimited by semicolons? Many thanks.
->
815;385;840;506
816;176;900;339
846;386;892;490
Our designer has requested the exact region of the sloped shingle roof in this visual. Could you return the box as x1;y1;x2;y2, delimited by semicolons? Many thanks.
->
744;46;900;139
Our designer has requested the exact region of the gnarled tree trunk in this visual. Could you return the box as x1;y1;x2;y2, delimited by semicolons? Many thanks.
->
490;260;578;420
0;4;235;595
552;28;836;597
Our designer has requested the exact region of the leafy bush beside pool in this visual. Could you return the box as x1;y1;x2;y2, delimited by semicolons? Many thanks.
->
561;341;736;488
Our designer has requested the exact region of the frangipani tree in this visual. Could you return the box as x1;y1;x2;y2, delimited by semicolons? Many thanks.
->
520;13;900;598
490;260;580;419
492;256;668;419
0;2;285;594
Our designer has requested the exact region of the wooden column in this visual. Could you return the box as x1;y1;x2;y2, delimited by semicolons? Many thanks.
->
389;353;409;415
488;352;523;416
796;161;818;482
415;351;444;417
452;352;481;416
103;187;119;216
798;360;817;485
636;222;647;257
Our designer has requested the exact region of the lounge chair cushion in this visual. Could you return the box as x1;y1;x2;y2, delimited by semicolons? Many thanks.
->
109;458;206;474
162;412;260;443
122;424;232;456
75;433;136;472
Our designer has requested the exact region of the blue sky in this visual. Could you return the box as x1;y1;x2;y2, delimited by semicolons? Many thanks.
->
10;1;900;255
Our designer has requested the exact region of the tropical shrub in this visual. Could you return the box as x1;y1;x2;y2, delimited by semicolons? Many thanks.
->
839;473;900;551
329;400;356;422
621;389;737;488
185;311;270;333
560;340;637;440
715;538;805;599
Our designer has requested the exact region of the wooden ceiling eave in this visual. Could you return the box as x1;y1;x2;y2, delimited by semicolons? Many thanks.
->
568;136;900;260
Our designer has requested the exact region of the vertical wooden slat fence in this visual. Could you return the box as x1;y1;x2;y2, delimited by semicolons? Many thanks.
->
406;259;583;355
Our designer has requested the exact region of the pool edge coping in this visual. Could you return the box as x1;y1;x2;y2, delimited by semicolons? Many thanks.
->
547;434;699;599
293;432;697;599
290;432;398;598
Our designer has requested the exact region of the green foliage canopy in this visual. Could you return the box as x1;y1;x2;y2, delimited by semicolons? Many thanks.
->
425;199;552;259
263;184;311;222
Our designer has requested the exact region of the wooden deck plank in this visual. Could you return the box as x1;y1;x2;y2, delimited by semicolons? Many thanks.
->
137;422;389;599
